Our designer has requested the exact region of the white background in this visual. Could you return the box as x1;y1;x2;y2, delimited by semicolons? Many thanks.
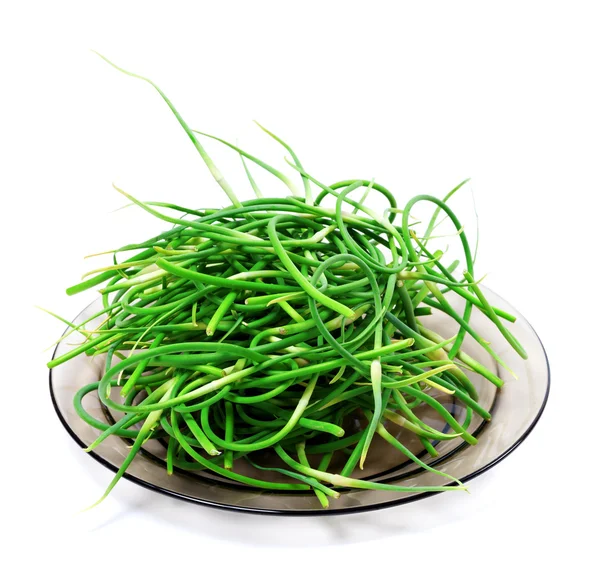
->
1;1;597;568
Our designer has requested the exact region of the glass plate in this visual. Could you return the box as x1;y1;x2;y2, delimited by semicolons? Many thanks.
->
49;287;549;515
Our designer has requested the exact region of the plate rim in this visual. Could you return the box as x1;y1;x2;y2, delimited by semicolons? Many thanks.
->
48;291;551;516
